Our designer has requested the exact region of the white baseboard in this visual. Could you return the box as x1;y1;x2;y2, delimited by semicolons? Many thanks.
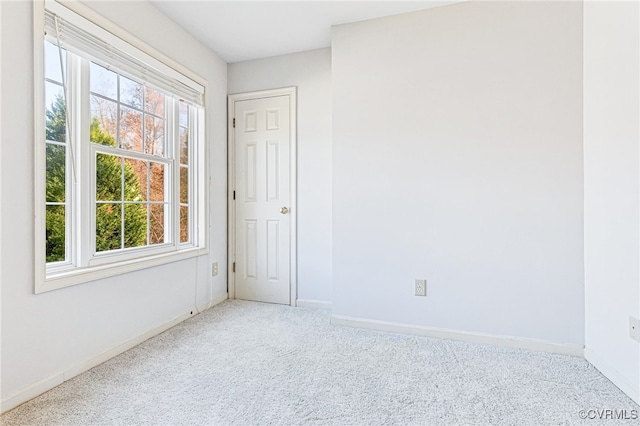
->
62;311;192;384
211;292;229;306
296;299;332;310
585;348;640;405
331;315;584;357
0;372;65;416
197;292;228;313
0;303;218;415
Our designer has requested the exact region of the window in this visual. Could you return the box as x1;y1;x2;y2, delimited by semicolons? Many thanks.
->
36;2;207;292
89;62;172;253
44;41;69;264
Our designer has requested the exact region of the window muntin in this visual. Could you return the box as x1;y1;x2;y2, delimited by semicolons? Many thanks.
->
93;151;170;253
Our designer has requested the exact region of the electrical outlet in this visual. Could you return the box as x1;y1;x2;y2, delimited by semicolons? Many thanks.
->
630;316;640;342
415;279;427;297
212;262;219;276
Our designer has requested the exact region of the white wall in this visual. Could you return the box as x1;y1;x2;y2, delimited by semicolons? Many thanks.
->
228;49;332;305
331;1;584;345
0;0;227;411
583;1;640;404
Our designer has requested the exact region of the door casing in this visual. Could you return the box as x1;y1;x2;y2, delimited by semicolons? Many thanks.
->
227;87;297;306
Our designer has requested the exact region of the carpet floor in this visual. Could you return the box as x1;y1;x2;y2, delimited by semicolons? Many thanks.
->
1;299;638;425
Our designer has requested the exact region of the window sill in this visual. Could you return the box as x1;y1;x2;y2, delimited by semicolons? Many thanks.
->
36;246;208;294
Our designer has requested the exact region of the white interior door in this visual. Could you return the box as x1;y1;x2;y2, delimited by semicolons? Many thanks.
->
233;95;291;304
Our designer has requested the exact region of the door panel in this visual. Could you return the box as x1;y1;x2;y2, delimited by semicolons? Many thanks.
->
234;95;290;304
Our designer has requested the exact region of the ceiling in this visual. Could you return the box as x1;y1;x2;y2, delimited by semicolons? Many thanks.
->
150;1;458;63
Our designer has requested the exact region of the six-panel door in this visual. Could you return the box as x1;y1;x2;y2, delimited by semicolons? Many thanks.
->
234;95;291;304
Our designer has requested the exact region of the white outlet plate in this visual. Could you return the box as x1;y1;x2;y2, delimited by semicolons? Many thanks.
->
630;316;640;342
212;262;219;276
415;279;427;297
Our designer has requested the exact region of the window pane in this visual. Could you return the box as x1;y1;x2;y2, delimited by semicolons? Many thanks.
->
149;162;165;202
179;127;188;164
46;205;65;262
96;203;122;252
119;107;143;151
124;158;148;201
90;63;117;99
46;144;65;203
90;95;117;146
124;203;147;248
96;153;122;202
179;102;188;127
144;116;164;156
149;204;165;245
44;41;66;83
180;205;189;243
145;87;165;117
45;82;66;143
180;167;188;204
120;75;143;109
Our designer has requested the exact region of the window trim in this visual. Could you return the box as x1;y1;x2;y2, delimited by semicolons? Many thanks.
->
34;0;209;294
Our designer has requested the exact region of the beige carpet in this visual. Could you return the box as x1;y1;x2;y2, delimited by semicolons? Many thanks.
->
2;299;638;425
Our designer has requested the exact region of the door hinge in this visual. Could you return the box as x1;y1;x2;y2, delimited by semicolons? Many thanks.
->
233;190;236;200
232;262;236;273
232;118;236;128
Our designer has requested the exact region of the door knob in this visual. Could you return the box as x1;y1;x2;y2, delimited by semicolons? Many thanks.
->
280;206;289;214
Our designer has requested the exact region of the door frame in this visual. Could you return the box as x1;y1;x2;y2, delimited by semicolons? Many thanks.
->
227;87;297;306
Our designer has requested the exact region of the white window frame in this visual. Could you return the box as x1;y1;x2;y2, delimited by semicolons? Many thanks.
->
34;0;209;293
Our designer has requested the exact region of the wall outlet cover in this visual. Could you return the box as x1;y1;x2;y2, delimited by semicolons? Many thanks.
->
415;279;427;297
